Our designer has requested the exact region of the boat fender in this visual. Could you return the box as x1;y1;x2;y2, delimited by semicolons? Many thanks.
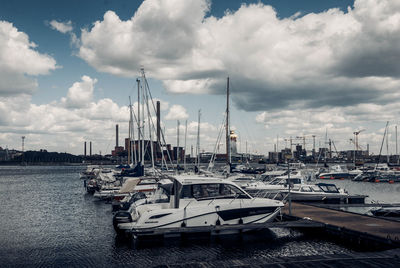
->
181;221;186;227
238;218;243;224
216;219;221;226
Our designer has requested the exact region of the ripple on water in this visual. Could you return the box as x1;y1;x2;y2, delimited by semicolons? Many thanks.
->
0;166;373;267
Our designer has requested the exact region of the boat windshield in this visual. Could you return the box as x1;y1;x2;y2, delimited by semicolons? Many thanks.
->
310;185;323;192
280;178;302;185
147;186;170;203
318;184;339;193
180;183;250;200
300;186;313;192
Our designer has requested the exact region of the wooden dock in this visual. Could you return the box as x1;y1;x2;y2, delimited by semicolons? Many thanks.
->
283;202;400;248
123;202;400;249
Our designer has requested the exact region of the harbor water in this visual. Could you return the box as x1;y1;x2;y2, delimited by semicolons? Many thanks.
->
0;165;399;267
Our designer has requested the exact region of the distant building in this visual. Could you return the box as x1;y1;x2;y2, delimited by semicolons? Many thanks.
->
112;146;124;156
230;130;237;154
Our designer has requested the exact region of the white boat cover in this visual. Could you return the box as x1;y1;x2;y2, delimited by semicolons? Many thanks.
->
119;178;141;193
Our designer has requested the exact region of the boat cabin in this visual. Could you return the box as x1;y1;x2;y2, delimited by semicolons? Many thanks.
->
171;175;252;208
315;183;340;193
298;185;323;193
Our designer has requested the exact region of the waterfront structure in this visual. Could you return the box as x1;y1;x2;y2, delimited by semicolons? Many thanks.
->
230;130;237;154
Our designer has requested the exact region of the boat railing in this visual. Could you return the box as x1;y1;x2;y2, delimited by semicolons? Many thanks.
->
251;190;281;200
184;200;193;209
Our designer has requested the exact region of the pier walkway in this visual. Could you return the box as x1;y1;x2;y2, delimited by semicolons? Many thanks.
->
283;202;400;247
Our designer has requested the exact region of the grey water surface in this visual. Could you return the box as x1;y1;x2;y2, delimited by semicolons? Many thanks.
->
1;165;396;267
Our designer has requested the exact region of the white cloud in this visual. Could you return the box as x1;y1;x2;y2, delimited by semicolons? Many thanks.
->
77;0;400;112
0;21;57;96
61;75;97;108
165;104;189;120
49;20;73;34
0;76;215;155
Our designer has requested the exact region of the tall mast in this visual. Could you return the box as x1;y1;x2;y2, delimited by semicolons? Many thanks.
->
128;97;132;165
131;97;137;165
386;124;390;163
226;77;231;167
397;125;399;164
184;120;187;171
196;109;201;170
145;86;155;171
137;78;141;163
141;69;145;165
177;120;180;173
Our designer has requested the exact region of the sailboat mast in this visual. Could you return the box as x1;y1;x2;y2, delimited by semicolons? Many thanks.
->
145;87;155;171
128;97;132;165
196;109;201;169
177;120;180;173
141;69;145;165
137;78;141;163
184;120;187;171
386;124;390;163
131;103;137;165
226;77;230;166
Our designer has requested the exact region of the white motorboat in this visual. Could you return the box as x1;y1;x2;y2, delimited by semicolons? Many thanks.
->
226;174;256;187
112;177;172;210
277;183;349;203
318;165;360;180
243;170;306;197
370;206;400;217
80;165;100;180
116;174;284;235
93;184;121;200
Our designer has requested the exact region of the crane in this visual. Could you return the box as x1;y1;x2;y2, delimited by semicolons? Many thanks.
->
353;129;365;152
349;138;364;151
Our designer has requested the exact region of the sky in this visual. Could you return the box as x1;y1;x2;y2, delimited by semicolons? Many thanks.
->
1;0;400;156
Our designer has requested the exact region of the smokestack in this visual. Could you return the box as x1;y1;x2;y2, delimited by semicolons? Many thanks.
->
90;141;92;156
157;101;161;144
116;124;119;147
84;141;87;156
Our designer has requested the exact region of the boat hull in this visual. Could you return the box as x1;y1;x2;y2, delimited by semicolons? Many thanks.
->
118;200;282;236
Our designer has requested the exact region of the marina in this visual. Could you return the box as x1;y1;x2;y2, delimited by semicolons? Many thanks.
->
1;0;400;267
1;165;400;267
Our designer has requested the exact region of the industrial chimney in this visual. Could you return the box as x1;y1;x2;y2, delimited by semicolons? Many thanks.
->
90;141;92;156
116;124;119;148
84;141;87;156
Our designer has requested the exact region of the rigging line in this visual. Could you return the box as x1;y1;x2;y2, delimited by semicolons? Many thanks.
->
104;125;113;157
139;79;152;165
208;113;227;171
375;121;389;170
144;83;155;171
142;82;173;169
140;73;173;168
207;113;226;171
228;79;255;152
